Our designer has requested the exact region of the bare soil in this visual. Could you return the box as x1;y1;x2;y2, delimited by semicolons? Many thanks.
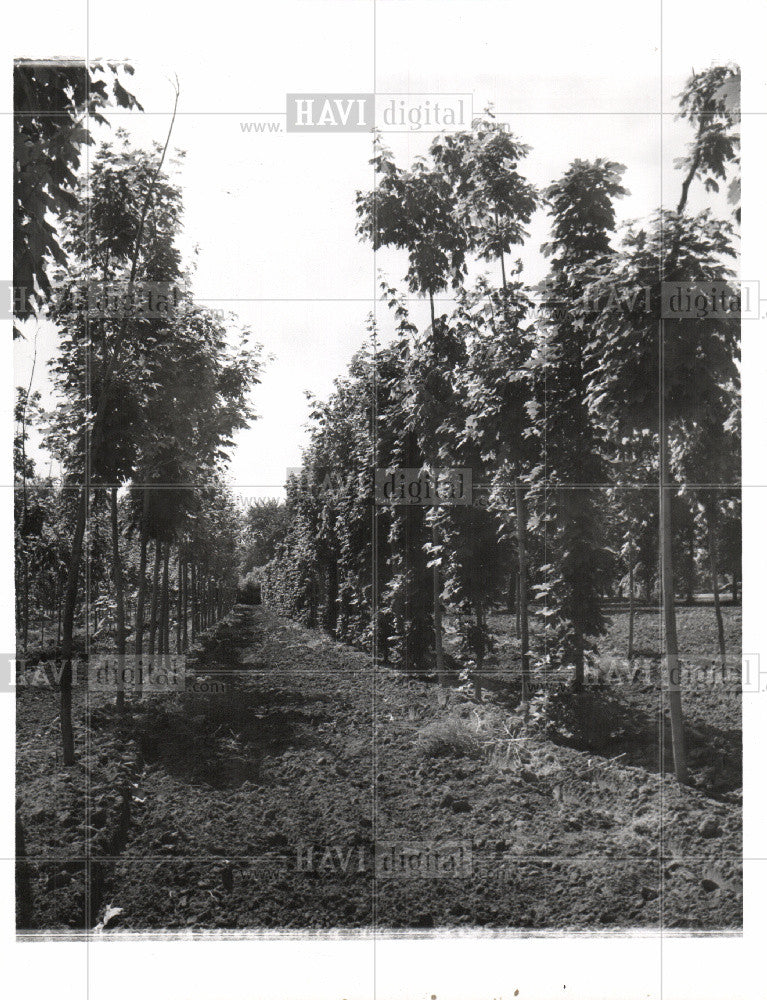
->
16;604;742;933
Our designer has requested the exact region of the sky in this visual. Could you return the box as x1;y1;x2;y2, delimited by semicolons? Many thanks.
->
12;0;748;499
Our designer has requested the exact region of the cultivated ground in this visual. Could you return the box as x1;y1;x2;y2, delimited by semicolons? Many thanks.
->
16;603;742;933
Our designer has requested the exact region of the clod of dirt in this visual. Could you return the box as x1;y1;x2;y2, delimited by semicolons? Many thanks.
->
698;817;721;838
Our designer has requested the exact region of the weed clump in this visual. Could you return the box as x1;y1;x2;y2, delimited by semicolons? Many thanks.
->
416;718;483;760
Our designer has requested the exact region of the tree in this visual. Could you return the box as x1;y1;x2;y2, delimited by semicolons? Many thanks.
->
534;159;627;690
13;61;141;338
357;144;472;688
585;211;738;782
47;115;182;748
431;119;539;701
242;500;289;573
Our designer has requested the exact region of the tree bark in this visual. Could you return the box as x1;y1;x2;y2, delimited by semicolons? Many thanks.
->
433;519;447;690
182;560;189;650
660;431;688;783
686;519;695;603
191;562;197;640
514;481;530;703
148;541;161;655
109;488;126;712
133;498;149;698
706;499;727;679
473;603;484;701
628;537;635;663
59;488;87;764
176;554;183;653
160;542;170;655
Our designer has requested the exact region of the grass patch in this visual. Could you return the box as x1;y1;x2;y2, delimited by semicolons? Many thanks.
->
415;718;483;760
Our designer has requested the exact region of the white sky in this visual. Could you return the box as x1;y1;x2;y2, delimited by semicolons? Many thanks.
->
12;0;750;498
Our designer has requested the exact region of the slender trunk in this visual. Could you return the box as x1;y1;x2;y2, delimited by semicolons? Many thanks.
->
182;561;189;650
160;543;170;655
473;603;484;701
432;519;446;689
23;558;29;654
628;539;635;663
191;563;197;640
60;487;88;765
514;481;530;703
660;430;688;783
134;500;149;698
56;582;61;647
148;541;161;655
707;501;727;679
515;571;521;638
686;521;695;603
176;554;183;653
573;639;584;692
422;296;446;686
109;488;126;712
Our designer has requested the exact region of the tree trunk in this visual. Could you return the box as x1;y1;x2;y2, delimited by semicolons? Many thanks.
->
628;538;635;663
433;519;447;691
573;638;585;692
182;561;189;650
514;481;530;703
109;488;126;712
160;542;170;655
706;500;727;679
60;487;88;765
473;603;484;701
191;563;197;640
427;296;447;694
148;541;161;655
133;500;149;699
686;520;695;603
660;433;688;783
23;557;29;654
176;554;183;653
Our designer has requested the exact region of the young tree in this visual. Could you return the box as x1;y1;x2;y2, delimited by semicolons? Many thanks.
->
431;119;539;699
536;159;627;690
357;146;471;687
585;211;738;782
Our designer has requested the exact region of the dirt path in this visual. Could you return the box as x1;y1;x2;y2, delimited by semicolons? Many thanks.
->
18;606;742;931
